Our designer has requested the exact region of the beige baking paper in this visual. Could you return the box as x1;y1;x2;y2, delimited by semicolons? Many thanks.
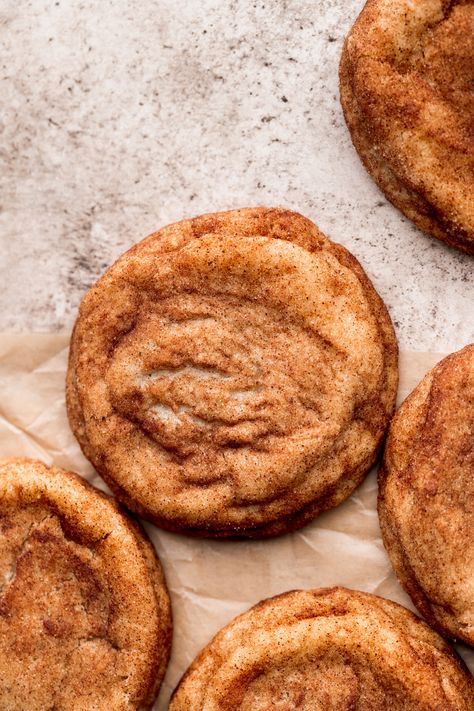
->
0;334;472;709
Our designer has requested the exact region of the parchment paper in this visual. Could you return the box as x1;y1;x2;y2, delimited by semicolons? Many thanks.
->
0;335;472;709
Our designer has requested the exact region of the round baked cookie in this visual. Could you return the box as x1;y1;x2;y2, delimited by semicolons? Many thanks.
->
379;345;474;645
340;0;474;254
0;457;172;710
170;587;474;709
67;207;398;538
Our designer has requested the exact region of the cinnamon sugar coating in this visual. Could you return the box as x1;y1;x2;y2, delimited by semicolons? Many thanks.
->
379;345;474;645
0;458;172;710
340;0;474;254
67;207;397;537
170;587;474;710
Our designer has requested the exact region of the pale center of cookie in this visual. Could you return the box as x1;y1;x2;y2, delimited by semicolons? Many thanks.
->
238;661;360;710
107;295;349;462
103;234;370;504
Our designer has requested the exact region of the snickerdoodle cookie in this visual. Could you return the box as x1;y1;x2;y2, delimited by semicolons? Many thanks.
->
170;587;474;709
0;458;172;710
67;207;398;537
379;345;474;645
340;0;474;254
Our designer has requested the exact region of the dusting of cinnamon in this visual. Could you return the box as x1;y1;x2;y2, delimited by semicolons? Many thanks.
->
379;344;474;646
170;587;474;709
67;207;398;538
340;0;474;254
0;458;172;710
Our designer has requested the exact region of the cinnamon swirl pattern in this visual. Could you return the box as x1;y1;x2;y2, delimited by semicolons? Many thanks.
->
67;208;398;537
170;587;474;710
340;0;474;254
0;458;172;710
379;345;474;646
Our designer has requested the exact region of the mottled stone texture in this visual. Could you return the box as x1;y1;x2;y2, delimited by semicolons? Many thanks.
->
1;0;472;349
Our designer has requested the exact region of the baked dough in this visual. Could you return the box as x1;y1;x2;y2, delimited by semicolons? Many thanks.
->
0;458;172;710
67;207;398;537
379;344;474;645
340;0;474;254
170;587;474;709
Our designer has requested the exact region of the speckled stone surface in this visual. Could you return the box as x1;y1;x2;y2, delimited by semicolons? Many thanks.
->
1;0;472;350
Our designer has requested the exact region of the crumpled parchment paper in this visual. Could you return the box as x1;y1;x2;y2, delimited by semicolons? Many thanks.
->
0;335;472;709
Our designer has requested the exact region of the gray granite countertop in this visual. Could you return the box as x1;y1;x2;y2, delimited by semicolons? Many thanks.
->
1;0;472;351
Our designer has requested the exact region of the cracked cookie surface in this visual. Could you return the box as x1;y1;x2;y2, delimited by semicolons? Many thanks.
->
67;207;398;537
379;344;474;645
0;458;172;710
340;0;474;254
170;587;474;710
